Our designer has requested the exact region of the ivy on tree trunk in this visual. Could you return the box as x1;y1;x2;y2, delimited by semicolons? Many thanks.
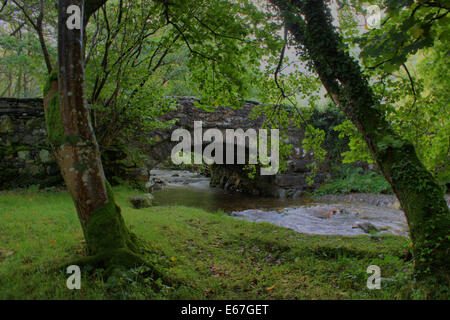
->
269;0;449;284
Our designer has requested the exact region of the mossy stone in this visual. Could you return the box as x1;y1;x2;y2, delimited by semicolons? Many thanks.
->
0;116;14;134
130;194;153;209
39;149;53;163
17;150;31;160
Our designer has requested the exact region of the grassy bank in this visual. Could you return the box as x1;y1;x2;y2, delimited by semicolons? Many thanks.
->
315;166;392;195
0;186;431;299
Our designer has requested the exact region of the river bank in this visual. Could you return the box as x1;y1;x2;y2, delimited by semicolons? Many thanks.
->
1;186;424;299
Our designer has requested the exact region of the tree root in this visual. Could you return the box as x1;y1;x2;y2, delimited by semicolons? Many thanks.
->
63;246;180;287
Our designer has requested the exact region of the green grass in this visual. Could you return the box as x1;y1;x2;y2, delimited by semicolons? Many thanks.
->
0;186;429;299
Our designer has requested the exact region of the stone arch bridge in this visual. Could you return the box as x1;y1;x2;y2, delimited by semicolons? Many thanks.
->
141;97;325;198
0;97;326;197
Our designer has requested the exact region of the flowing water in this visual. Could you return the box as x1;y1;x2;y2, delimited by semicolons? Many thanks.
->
150;169;409;237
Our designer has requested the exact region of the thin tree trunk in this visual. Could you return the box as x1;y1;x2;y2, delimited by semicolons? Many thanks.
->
15;68;22;97
270;0;449;282
37;0;52;73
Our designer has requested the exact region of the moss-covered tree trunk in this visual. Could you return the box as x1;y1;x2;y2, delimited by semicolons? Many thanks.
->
42;0;143;269
270;0;449;283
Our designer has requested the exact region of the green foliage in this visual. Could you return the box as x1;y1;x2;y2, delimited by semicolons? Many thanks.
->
316;166;392;195
84;1;179;148
84;0;277;141
302;124;327;185
334;54;450;185
354;0;450;74
0;0;57;97
334;1;450;186
334;120;375;164
0;31;54;97
308;103;349;164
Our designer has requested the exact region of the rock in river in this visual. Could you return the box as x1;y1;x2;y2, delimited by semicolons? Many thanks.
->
353;222;378;233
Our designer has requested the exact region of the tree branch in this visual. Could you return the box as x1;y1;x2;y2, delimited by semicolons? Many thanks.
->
162;1;216;62
274;27;288;98
85;0;109;26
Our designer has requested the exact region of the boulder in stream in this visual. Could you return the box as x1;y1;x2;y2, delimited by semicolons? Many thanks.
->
146;177;167;192
353;222;378;233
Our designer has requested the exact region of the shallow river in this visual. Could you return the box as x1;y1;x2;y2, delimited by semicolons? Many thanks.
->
150;169;409;237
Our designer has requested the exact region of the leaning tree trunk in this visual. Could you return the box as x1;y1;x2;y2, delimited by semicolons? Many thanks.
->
270;0;449;282
42;0;143;269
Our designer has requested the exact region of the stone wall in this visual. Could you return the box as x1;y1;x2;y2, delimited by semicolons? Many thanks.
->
0;98;62;189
